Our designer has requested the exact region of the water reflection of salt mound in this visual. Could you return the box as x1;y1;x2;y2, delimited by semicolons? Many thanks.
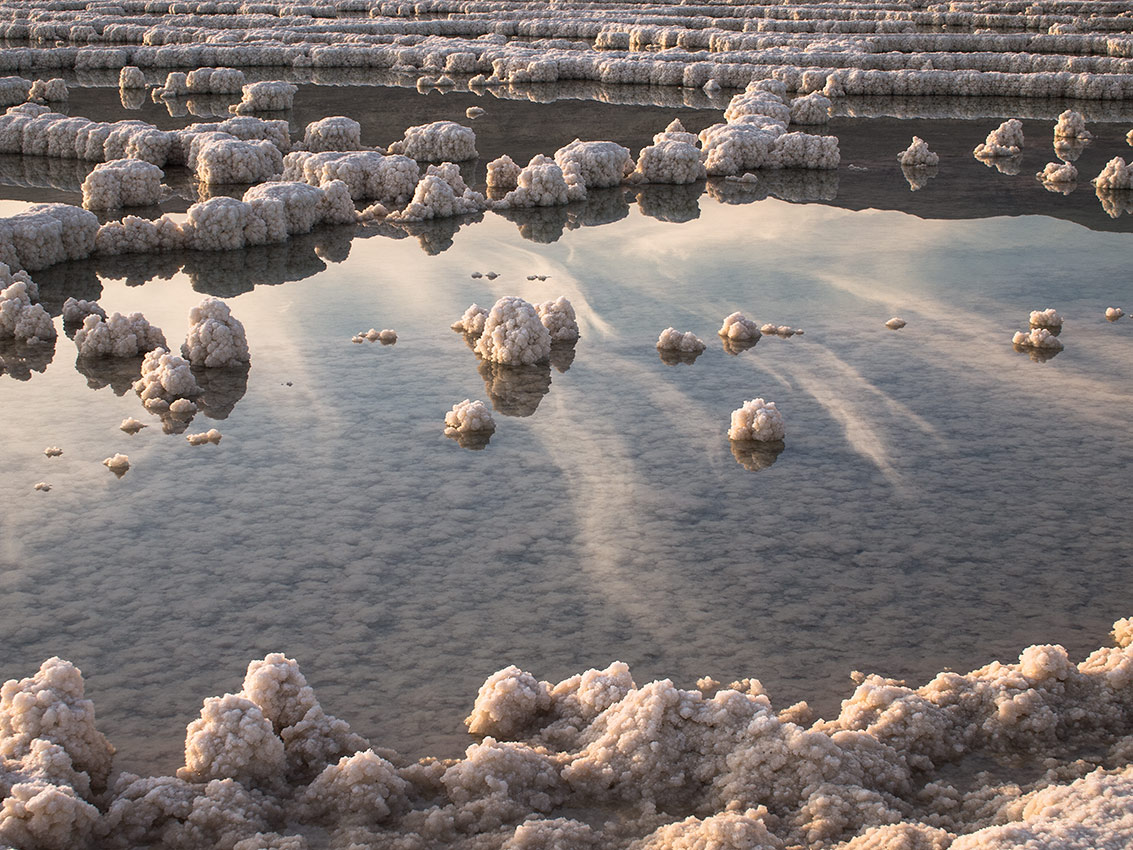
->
634;183;702;223
75;355;143;396
494;204;570;243
657;347;703;366
391;213;483;255
730;437;786;471
707;170;839;205
0;337;53;380
721;336;759;356
901;163;939;192
192;362;250;421
549;341;576;374
477;358;553;417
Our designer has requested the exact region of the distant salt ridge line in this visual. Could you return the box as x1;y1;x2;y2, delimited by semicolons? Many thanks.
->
1;0;1133;99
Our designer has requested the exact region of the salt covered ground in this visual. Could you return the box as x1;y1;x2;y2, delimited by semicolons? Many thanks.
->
1;0;1133;847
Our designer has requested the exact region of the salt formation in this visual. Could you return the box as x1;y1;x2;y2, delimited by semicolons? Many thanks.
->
388;121;477;162
1013;327;1064;351
1054;109;1092;140
535;297;579;342
193;136;282;185
61;298;105;325
486;155;522;192
182;297;250;369
885;317;907;330
80;159;164;210
452;304;488;335
656;327;706;353
0;204;99;271
283;150;418;204
444;399;496;436
187;429;222;446
43;447;61;457
974;119;1024;158
352;328;397;344
0;278;54;343
118;67;145;90
633;140;705;184
473;296;552;366
133;347;200;410
74;312;166;359
230;81;297;114
718;312;762;342
554;140;635;189
300;116;361;153
33;481;50;491
119;417;146;433
1093;157;1133;190
102;453;130;475
494;155;586;208
466;107;485;119
389;163;486;222
1106;307;1125;320
897;137;939;167
1037;160;1078;185
1029;308;1063;330
27;79;66;103
789;92;832;125
728;397;787;442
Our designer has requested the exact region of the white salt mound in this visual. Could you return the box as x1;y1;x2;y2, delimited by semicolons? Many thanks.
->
974;119;1024;158
474;296;552;366
134;347;200;410
718;312;762;341
378;329;397;344
1105;307;1124;320
120;418;146;433
230;81;297;114
118;67;145;89
301;116;361;153
182;297;250;368
1013;328;1064;350
886;317;907;330
1093;157;1133;190
897;136;939;167
656;328;706;353
33;482;50;491
452;304;488;335
554;139;635;189
444;399;496;435
1054;109;1092;140
43;447;62;457
102;453;130;473
74;312;166;359
0;279;54;343
62;298;106;324
388;121;477;162
1037;161;1077;184
535;296;579;342
466;107;485;119
1029;307;1063;329
186;429;222;446
728;397;786;442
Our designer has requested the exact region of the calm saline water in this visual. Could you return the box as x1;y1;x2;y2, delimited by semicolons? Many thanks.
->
1;85;1131;776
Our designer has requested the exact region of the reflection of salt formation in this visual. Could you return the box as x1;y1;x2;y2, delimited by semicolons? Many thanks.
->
1029;307;1063;331
553;140;634;189
388;213;482;255
387;121;477;162
0;337;53;380
74;355;143;396
979;154;1024;176
182;297;250;368
1095;187;1133;219
728;397;786;442
474;296;552;366
549;341;576;373
1013;327;1064;360
495;203;570;243
230;81;297;114
74;311;166;358
1054;109;1092;140
901;163;938;192
192;361;250;421
444;398;496;450
897;136;939;167
974;119;1024;159
1054;137;1088;162
477;358;553;417
80;159;164;210
634;183;702;223
707;170;838;204
730;437;785;471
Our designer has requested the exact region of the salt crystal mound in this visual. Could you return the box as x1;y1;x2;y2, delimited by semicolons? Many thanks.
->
633;139;705;185
728;397;787;442
885;317;907;330
387;163;487;222
182;296;250;369
0;76;30;107
73;311;166;359
1093;156;1133;190
193;135;283;185
27;79;67;104
283;150;419;204
1054;108;1093;140
133;347;200;410
61;298;106;327
656;327;705;352
486;154;522;192
0;204;99;272
897;136;940;167
718;311;762;342
1029;307;1063;329
118;66;144;89
553;139;635;189
700;124;840;175
974;118;1025;159
451;303;488;335
473;296;552;366
789;91;832;125
1037;160;1078;187
299;116;361;153
1107;307;1125;320
230;81;297;114
80;159;164;210
494;154;587;208
535;296;579;342
444;398;496;436
387;121;477;162
1013;327;1064;350
0;279;54;343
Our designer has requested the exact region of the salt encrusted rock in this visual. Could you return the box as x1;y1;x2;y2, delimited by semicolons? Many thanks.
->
1029;307;1063;330
974;119;1024;158
387;120;477;162
118;67;145;89
1037;161;1077;184
297;750;407;825
1092;157;1133;190
74;312;166;359
553;140;634;189
120;417;146;433
1054;109;1092;140
486;154;522;191
535;296;579;342
178;694;285;786
134;347;200;410
186;429;222;445
885;317;907;330
0;280;54;342
495;155;586;208
467;667;552;738
445;399;496;436
718;312;762;342
634;140;705;185
182;297;250;369
473;296;552;366
728;398;786;442
1106;307;1124;320
898;136;939;167
452;304;489;335
300;116;361;153
230;81;297;114
657;327;706;352
102;453;130;475
61;298;105;325
1013;327;1064;350
789;91;832;125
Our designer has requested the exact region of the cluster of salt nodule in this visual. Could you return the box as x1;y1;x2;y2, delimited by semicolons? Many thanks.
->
155;67;246;99
1037;160;1078;189
554;140;635;189
186;428;222;445
387;120;477;162
885;317;907;330
534;296;579;342
119;417;146;433
974;118;1025;159
229;81;297;114
182;296;250;368
118;66;145;90
444;398;496;436
473;296;552;366
102;453;130;476
0;272;54;343
1013;327;1064;352
1054;108;1093;140
283;150;419;203
133;346;200;410
728;397;786;442
387;162;486;222
656;327;706;356
5;625;1133;849
80;159;164;210
1030;307;1063;330
897;136;940;167
43;446;61;457
493;154;587;208
352;328;396;344
0;203;99;272
73;312;166;359
451;304;489;336
718;311;762;342
27;78;67;104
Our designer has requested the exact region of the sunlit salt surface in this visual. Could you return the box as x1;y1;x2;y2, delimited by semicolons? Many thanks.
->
1;75;1132;848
